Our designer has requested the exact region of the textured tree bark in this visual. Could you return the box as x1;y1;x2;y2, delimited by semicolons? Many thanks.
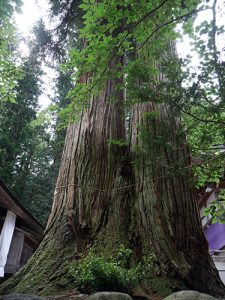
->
0;61;224;298
130;102;225;295
0;57;131;295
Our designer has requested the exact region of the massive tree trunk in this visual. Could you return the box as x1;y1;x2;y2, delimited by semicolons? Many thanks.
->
130;102;224;294
0;21;225;297
0;57;225;297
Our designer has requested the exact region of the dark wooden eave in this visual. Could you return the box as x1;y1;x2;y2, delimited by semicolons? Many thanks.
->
0;179;44;241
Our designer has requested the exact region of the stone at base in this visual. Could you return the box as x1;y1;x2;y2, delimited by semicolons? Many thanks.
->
163;291;216;300
0;294;48;300
87;292;133;300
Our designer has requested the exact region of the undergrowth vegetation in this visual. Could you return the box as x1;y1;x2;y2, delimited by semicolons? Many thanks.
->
69;245;152;294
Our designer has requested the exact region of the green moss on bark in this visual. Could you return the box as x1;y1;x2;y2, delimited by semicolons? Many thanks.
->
0;237;76;296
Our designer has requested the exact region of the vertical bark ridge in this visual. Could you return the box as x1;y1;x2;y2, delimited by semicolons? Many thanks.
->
45;64;126;238
130;101;225;296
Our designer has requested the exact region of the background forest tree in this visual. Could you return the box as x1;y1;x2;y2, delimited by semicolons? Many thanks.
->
0;0;225;298
0;59;54;225
0;1;69;225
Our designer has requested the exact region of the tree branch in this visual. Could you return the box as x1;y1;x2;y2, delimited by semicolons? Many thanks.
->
88;5;211;95
111;0;169;59
131;6;211;54
87;0;169;91
180;108;225;125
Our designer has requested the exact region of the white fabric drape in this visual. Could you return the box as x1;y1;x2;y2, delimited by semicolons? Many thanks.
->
0;210;16;277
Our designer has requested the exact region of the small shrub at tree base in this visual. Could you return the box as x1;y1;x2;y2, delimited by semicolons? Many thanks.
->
116;244;133;268
69;247;143;294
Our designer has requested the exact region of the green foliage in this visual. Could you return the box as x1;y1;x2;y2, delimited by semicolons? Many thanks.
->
0;19;21;104
126;60;162;105
116;244;133;268
43;0;225;193
0;0;23;102
180;0;225;186
69;246;144;294
0;59;55;225
60;0;201;123
107;139;128;147
0;0;74;225
204;190;225;224
192;159;225;188
0;0;23;19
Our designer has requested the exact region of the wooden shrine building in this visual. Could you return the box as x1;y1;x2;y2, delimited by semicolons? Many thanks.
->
0;179;44;277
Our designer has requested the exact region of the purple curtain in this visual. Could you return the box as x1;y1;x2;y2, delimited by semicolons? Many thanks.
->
205;223;225;251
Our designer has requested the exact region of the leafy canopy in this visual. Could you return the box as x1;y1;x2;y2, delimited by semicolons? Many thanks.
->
60;0;225;189
0;0;23;104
